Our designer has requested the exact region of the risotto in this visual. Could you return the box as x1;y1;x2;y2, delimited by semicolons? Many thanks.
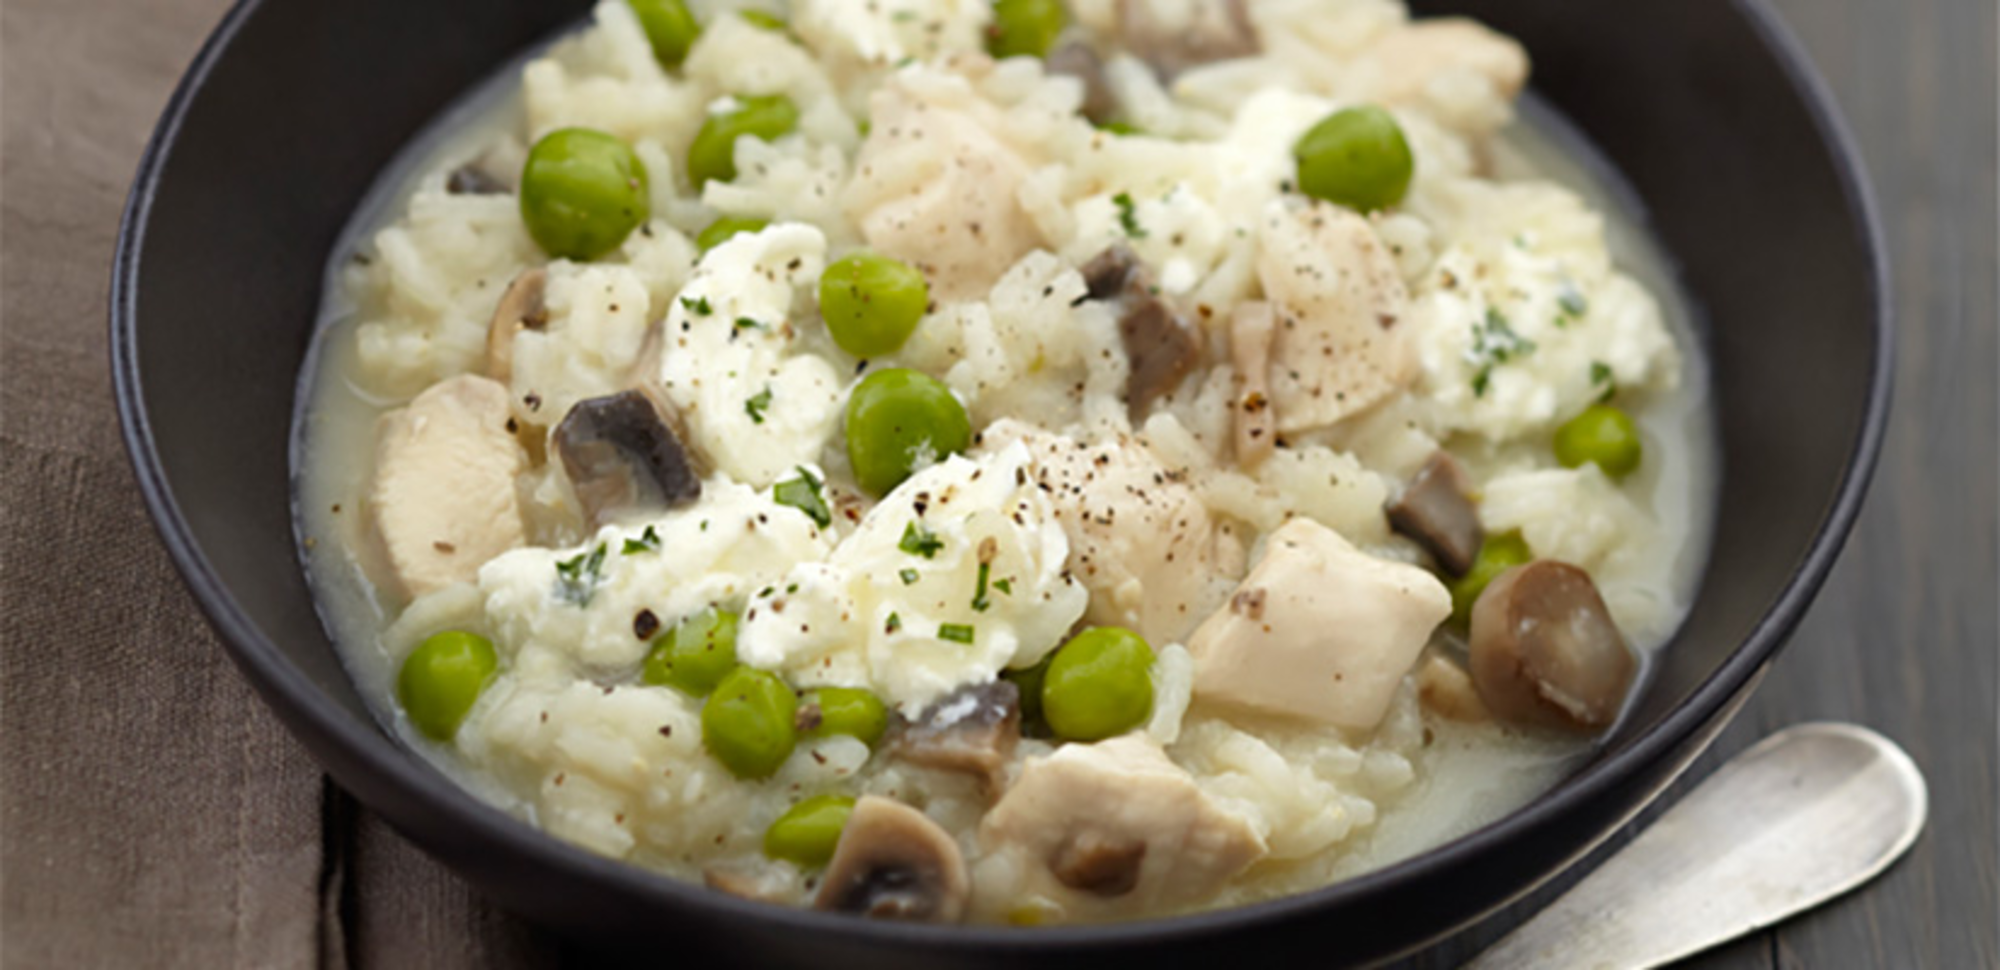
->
294;0;1714;925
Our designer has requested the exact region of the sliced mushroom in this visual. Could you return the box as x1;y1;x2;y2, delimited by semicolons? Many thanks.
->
1114;0;1257;80
553;389;704;528
1079;243;1139;301
1415;652;1489;723
446;162;510;196
1468;560;1635;733
1079;245;1203;420
888;680;1021;792
814;796;970;922
1385;451;1484;577
483;266;548;387
1049;830;1147;897
1228;301;1276;468
1045;40;1119;126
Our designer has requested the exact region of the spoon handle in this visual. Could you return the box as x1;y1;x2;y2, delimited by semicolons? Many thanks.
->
1465;722;1927;970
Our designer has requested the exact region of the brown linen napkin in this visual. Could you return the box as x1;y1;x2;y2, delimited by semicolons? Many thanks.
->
0;0;556;965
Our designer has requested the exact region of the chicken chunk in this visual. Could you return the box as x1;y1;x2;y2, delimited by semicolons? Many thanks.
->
1344;20;1529;135
367;375;528;601
1113;0;1258;80
1187;517;1450;730
844;68;1044;302
1257;202;1417;433
980;734;1265;915
984;420;1232;646
980;737;1252;906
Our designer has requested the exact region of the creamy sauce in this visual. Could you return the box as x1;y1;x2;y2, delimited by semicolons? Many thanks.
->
292;43;1715;893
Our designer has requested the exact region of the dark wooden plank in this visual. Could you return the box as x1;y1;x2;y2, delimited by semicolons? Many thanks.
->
1391;0;2000;966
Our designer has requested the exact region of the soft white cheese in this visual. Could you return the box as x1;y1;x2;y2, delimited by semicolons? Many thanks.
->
656;224;844;488
475;479;836;675
1406;180;1680;442
736;442;1087;709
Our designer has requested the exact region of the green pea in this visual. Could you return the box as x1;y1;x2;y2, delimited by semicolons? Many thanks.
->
519;128;651;261
1449;531;1532;626
1554;403;1644;479
1042;627;1154;742
843;368;972;497
818;252;930;358
1001;655;1052;735
397;631;499;742
986;0;1066;59
739;9;788;32
1293;105;1414;213
763;794;855;867
687;94;800;188
702;667;799;779
800;687;889;748
630;0;702;68
642;608;741;696
696;215;769;253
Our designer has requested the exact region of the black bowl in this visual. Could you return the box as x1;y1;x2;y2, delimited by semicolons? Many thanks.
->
110;0;1889;965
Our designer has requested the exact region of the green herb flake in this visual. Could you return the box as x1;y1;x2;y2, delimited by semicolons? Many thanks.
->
899;521;943;559
1590;361;1616;402
680;295;713;316
885;612;903;634
734;317;762;333
621;525;661;555
890;9;918;21
745;385;773;424
554;542;609;606
772;467;832;528
971;562;993;612
1112;191;1147;239
1558;283;1589;319
993;578;1013;595
1466;307;1536;397
899;568;920;585
938;623;975;644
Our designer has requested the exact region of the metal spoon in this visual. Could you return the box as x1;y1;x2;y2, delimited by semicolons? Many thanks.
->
1466;722;1928;969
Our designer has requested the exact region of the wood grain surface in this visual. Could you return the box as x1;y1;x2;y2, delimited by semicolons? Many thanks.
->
0;0;1991;966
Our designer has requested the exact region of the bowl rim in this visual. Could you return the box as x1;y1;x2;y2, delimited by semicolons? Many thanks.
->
109;0;1893;955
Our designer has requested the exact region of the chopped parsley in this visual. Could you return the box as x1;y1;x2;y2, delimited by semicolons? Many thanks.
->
745;385;773;424
899;568;920;585
885;612;903;634
992;577;1013;595
680;295;713;316
554;543;609;606
971;562;993;612
734;317;762;333
1590;361;1616;402
938;623;975;644
621;526;661;555
1112;192;1147;239
772;467;832;528
1467;307;1537;398
890;9;917;21
899;521;943;558
1558;282;1589;319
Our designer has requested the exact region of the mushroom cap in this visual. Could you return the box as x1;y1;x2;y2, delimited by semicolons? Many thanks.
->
1467;560;1635;732
483;266;548;388
814;796;969;922
1386;450;1484;577
552;389;704;528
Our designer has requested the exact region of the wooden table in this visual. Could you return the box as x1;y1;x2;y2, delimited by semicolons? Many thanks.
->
2;0;1992;966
